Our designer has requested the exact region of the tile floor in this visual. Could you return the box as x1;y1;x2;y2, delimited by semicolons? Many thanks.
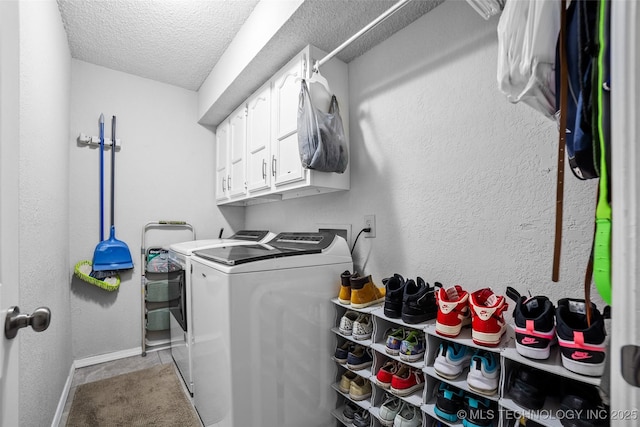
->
58;348;198;426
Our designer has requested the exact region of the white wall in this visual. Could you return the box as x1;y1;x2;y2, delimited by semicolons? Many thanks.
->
69;60;244;359
245;1;605;310
17;1;73;425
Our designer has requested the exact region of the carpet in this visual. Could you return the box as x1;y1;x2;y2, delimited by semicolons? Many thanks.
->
66;364;201;426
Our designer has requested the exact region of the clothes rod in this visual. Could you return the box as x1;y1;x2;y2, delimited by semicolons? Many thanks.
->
313;0;413;73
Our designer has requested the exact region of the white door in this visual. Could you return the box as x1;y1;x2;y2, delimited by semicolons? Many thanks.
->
228;105;247;199
246;83;272;193
610;0;640;412
0;1;21;423
215;121;229;202
272;54;306;186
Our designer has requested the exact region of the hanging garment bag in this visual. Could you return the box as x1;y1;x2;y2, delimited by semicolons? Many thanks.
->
496;0;560;119
297;80;348;173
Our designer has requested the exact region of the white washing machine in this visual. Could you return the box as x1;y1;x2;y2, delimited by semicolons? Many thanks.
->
190;231;352;427
168;230;276;395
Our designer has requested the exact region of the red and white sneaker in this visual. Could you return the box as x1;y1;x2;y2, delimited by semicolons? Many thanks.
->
390;365;425;397
469;288;508;347
435;285;471;338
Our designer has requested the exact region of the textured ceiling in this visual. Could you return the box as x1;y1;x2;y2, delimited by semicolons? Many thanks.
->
201;0;445;125
57;0;260;91
290;0;445;64
57;0;444;94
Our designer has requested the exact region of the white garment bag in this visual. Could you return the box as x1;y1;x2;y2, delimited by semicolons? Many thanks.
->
497;0;560;119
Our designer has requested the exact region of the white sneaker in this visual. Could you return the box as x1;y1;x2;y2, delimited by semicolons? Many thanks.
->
352;314;373;340
433;341;472;379
338;310;359;335
378;397;403;427
393;403;422;427
466;350;500;395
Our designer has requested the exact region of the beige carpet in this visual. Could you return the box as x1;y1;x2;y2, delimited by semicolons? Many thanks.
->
66;364;201;426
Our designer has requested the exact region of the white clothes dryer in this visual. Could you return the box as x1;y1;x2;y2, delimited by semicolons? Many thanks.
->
190;231;352;427
168;230;275;395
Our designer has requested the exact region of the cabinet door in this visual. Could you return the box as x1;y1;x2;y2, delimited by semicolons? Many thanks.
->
272;55;306;186
246;83;271;193
215;121;229;202
228;104;247;198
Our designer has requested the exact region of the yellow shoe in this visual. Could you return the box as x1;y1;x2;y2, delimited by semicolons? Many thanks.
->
338;270;353;304
338;370;357;393
350;274;385;309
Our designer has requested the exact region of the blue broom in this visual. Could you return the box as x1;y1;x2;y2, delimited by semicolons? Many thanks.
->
74;114;121;290
92;115;133;272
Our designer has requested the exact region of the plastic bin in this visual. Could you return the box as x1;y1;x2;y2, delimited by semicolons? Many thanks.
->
146;307;171;331
145;277;181;302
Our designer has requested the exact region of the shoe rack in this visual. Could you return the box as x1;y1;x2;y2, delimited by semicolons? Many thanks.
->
329;298;605;427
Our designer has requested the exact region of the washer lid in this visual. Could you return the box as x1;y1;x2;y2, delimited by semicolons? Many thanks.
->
228;230;271;241
169;230;273;255
169;238;233;255
193;244;305;266
193;231;336;265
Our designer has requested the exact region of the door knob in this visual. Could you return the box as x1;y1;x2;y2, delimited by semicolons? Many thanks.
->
4;306;51;339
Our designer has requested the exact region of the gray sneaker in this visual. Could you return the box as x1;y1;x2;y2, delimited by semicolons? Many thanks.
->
342;401;359;422
353;409;371;427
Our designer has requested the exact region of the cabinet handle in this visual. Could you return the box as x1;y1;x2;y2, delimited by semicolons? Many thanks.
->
272;156;276;177
222;177;226;192
227;175;231;190
262;160;267;180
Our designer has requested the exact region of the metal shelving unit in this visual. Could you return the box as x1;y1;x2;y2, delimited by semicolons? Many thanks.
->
140;221;194;356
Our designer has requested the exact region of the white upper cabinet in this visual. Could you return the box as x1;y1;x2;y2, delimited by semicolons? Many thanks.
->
216;45;350;206
215;120;229;202
228;104;247;199
272;54;306;186
246;82;272;193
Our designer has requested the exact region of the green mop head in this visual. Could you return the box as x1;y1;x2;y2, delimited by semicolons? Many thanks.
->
74;260;120;291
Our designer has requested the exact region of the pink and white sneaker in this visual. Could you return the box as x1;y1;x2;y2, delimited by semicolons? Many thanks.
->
555;298;607;376
469;288;508;347
506;286;556;360
435;285;471;338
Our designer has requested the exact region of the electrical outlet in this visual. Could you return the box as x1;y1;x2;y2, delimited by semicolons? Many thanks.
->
364;214;376;238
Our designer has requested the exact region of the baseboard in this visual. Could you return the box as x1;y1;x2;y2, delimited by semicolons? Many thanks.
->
74;346;142;369
51;363;75;427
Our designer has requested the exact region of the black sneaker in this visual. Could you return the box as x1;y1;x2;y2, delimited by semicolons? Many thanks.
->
401;277;438;324
464;394;497;427
508;365;548;410
555;299;606;377
383;273;405;318
559;383;609;427
506;287;556;360
433;382;465;422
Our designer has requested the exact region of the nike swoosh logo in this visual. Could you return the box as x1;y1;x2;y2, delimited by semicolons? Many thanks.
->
571;351;593;360
521;337;538;345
